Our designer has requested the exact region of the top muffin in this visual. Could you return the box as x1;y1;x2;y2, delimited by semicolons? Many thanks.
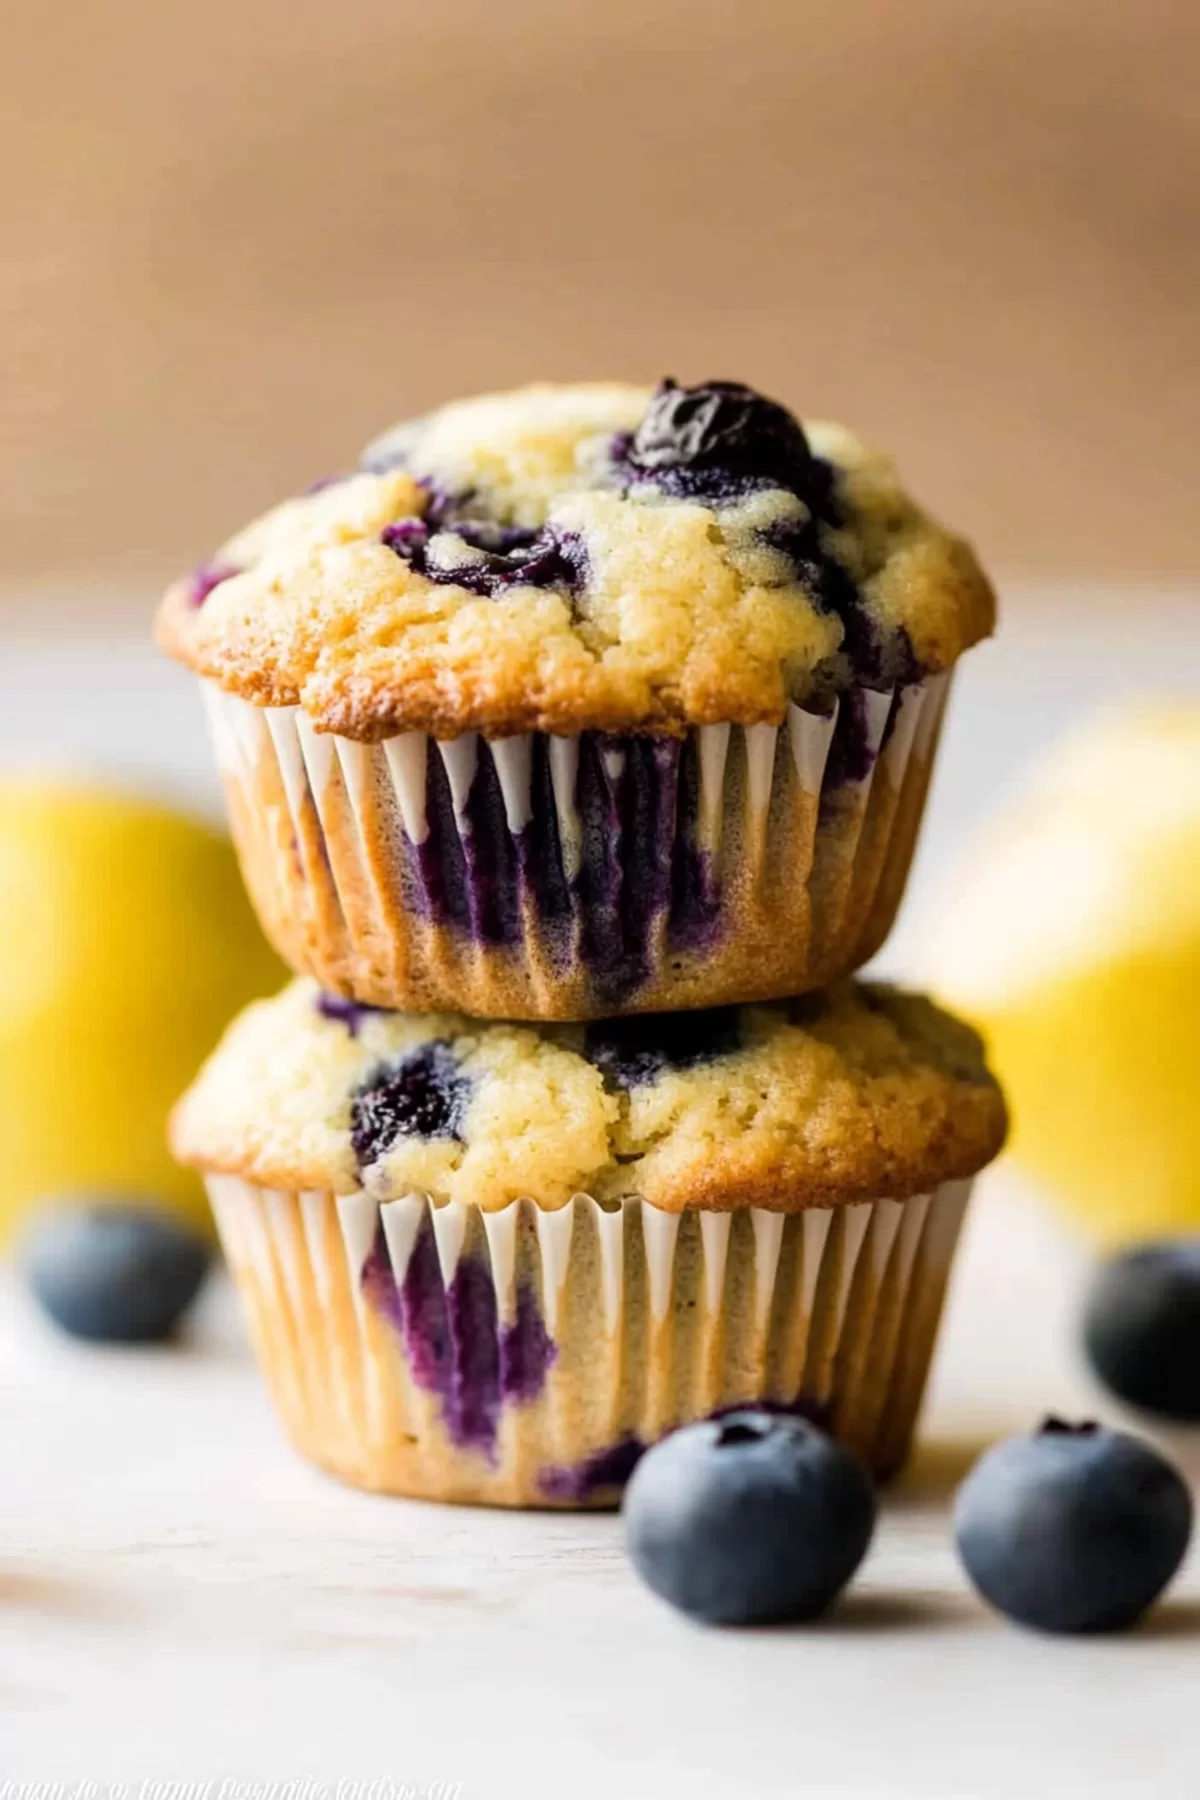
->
156;380;995;742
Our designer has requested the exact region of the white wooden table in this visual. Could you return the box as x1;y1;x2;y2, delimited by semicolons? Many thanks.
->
3;584;1200;1795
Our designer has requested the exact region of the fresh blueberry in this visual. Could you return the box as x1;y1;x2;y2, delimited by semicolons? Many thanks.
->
954;1418;1193;1633
584;1007;742;1091
622;1410;876;1625
619;378;816;501
22;1202;212;1343
350;1042;471;1167
1083;1241;1200;1421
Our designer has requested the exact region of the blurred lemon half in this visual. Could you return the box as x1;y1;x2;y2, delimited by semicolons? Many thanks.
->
0;779;283;1239
925;706;1200;1243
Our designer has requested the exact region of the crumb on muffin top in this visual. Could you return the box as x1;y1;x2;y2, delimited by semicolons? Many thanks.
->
155;380;995;741
171;978;1007;1214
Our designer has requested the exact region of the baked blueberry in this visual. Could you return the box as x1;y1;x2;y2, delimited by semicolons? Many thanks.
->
621;378;816;500
954;1418;1193;1633
186;561;237;608
1083;1241;1200;1420
22;1201;211;1343
382;518;587;599
350;1042;471;1167
622;1410;876;1625
315;992;387;1038
585;1007;742;1090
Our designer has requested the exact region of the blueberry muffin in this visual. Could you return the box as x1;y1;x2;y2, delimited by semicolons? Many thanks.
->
172;977;1006;1504
156;380;995;1019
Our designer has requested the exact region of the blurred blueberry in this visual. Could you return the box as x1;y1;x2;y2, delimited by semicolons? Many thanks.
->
22;1200;212;1343
622;1410;876;1625
1083;1241;1200;1420
954;1418;1192;1633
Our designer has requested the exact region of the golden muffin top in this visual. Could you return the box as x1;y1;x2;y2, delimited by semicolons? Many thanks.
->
171;977;1007;1214
156;380;995;741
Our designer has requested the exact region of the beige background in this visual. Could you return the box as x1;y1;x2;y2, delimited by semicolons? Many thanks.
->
3;0;1197;589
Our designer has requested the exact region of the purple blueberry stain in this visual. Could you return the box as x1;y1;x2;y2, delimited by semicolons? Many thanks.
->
442;1254;504;1455
401;731;576;965
359;1222;406;1335
361;1218;555;1459
820;685;910;800
402;740;477;940
458;739;527;946
380;517;431;556
573;737;634;997
400;738;527;949
822;688;878;792
524;733;575;937
574;734;687;1005
758;488;905;687
382;502;589;603
349;1043;471;1170
501;1282;557;1403
397;725;724;1001
536;1397;832;1502
584;1008;742;1091
315;992;388;1038
397;1222;454;1397
538;1434;648;1503
185;561;238;608
667;733;722;954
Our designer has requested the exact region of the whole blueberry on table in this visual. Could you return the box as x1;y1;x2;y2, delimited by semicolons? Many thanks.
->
621;1410;876;1626
954;1418;1192;1633
22;1201;212;1343
1083;1240;1200;1420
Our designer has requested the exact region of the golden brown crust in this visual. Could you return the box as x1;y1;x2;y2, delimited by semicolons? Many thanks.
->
171;977;1007;1213
155;386;996;741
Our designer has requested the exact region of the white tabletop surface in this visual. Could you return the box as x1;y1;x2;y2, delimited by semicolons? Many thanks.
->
3;582;1200;1795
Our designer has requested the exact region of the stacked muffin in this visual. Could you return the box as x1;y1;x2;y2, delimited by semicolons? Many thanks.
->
160;380;1007;1504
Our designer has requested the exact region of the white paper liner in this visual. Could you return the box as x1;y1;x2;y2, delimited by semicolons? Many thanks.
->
208;1175;973;1506
200;673;951;1017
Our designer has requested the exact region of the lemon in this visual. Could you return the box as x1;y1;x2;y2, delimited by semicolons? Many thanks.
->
0;780;283;1239
924;707;1200;1244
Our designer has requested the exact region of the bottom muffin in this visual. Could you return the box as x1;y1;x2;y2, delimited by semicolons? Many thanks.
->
171;979;1007;1504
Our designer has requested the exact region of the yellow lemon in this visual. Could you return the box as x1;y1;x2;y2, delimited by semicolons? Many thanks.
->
925;707;1200;1243
0;780;283;1238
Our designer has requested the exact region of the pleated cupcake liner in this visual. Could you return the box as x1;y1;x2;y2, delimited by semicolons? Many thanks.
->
200;672;951;1020
207;1175;973;1507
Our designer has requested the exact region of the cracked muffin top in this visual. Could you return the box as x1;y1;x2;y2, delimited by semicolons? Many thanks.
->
156;380;995;741
171;977;1007;1214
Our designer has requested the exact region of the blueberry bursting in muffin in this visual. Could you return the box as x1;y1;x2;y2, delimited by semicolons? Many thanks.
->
157;381;995;1018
